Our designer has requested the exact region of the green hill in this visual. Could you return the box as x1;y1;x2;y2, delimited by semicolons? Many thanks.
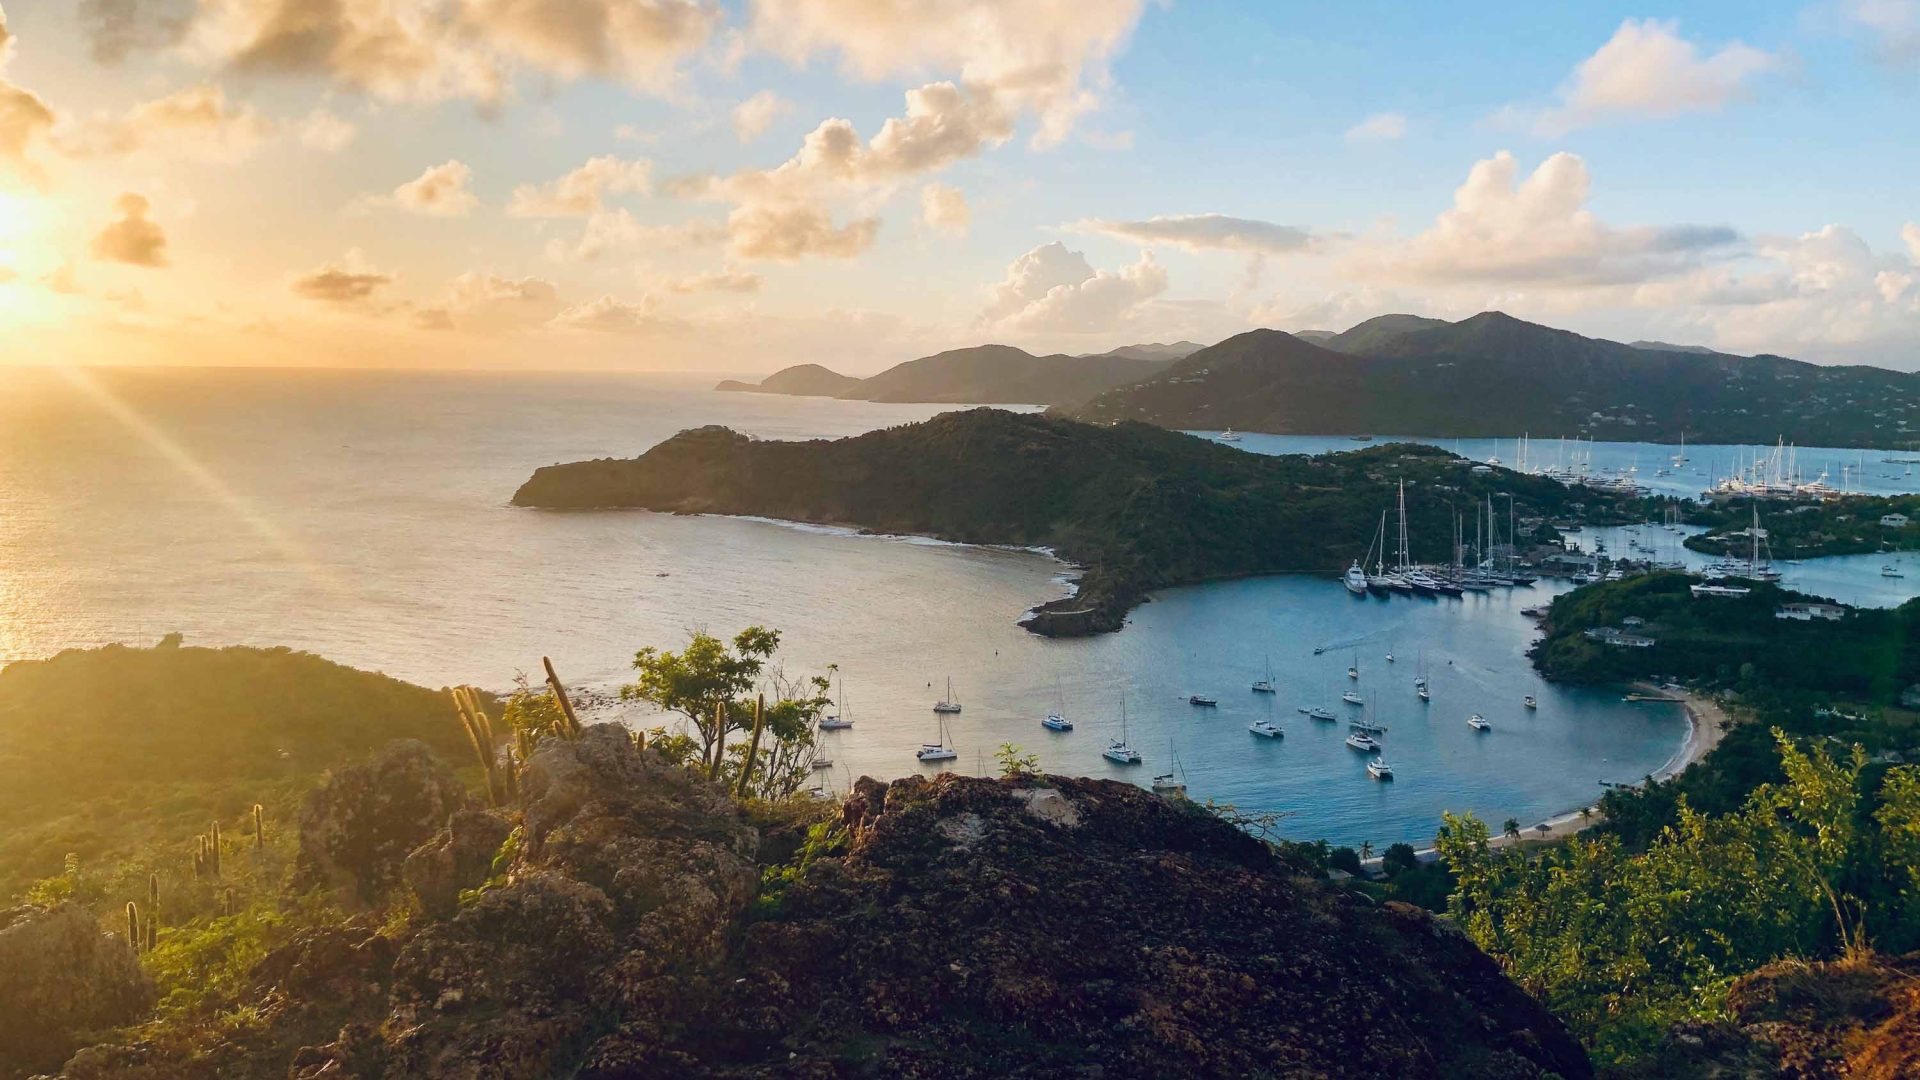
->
714;363;861;397
1070;311;1920;445
512;409;1630;635
0;640;474;899
839;344;1172;406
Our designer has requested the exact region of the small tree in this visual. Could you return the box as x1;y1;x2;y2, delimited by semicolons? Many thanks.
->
1358;840;1374;861
1382;842;1418;877
622;627;782;773
1503;818;1522;841
995;743;1041;778
1329;847;1363;875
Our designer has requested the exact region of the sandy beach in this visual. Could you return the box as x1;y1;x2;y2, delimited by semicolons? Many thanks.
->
1366;684;1733;868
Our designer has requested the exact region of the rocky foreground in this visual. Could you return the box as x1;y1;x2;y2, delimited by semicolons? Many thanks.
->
24;725;1595;1078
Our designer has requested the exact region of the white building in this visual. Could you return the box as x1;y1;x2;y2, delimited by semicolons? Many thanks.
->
1882;513;1911;528
1777;602;1848;622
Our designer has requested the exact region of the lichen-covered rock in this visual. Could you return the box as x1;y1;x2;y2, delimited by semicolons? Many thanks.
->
1628;952;1920;1079
0;903;150;1080
731;773;1594;1079
295;739;473;906
403;808;515;919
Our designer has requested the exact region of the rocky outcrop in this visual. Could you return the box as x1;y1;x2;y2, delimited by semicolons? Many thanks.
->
1629;953;1920;1079
403;808;515;919
295;739;474;906
49;728;1592;1079
0;904;150;1080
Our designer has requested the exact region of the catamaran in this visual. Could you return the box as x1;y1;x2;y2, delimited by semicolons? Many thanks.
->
1042;712;1073;731
1298;704;1337;721
933;676;962;714
1342;687;1364;706
1468;713;1490;731
1367;757;1395;781
916;712;958;762
1345;726;1381;753
1104;703;1142;765
1248;717;1283;739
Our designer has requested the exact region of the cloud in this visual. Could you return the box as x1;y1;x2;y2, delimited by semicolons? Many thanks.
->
1351;151;1740;289
726;203;878;261
1073;213;1314;256
79;0;194;64
980;240;1167;333
731;89;790;142
550;294;662;333
1344;111;1406;142
298;107;356;151
1512;19;1784;133
1904;222;1920;263
1839;0;1920;65
461;0;721;89
91;192;169;267
0;10;57;185
750;0;1148;146
693;80;1012;261
389;159;479;217
292;255;395;304
919;183;967;235
56;83;274;161
507;155;650;217
435;270;563;329
194;0;719;105
663;266;761;293
542;208;725;261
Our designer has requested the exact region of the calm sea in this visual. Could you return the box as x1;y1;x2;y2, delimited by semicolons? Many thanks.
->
4;367;1912;847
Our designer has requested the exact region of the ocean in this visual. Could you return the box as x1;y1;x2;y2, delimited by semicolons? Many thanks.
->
4;366;1912;847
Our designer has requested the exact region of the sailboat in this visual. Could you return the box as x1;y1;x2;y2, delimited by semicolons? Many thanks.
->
1151;745;1188;795
819;675;854;730
915;712;957;762
1249;695;1284;739
1104;701;1142;764
933;676;962;714
1251;656;1276;694
1414;650;1430;702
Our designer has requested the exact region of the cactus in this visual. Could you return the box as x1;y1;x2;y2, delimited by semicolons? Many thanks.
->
145;916;156;953
252;803;265;849
147;872;159;913
209;821;222;877
736;695;767;799
222;886;235;917
707;699;728;781
193;836;206;880
125;901;139;949
452;686;508;806
542;657;583;739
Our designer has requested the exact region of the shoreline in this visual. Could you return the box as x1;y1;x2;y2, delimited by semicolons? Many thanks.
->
1367;683;1730;868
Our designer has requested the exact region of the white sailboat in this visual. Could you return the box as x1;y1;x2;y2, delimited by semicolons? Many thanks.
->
1104;702;1142;764
933;676;962;714
1152;746;1189;795
915;712;957;762
1251;656;1276;694
819;675;854;730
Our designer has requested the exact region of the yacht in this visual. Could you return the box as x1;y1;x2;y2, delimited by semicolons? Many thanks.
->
1104;703;1142;764
1367;758;1395;781
1691;582;1751;598
1298;705;1337;721
1342;689;1364;706
811;757;834;770
1468;715;1491;731
1217;428;1243;443
1345;729;1381;753
1417;684;1430;702
1248;718;1284;739
933;676;962;714
1344;560;1370;595
1041;712;1073;732
1884;564;1905;579
819;676;854;730
1348;659;1360;680
1188;694;1218;707
1523;695;1537;710
1384;649;1395;663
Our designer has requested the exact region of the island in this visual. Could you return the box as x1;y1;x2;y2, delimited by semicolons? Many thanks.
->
1065;310;1920;447
512;408;1639;636
714;363;861;397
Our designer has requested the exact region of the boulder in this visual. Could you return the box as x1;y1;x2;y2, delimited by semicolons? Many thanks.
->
295;739;474;906
0;903;150;1079
403;808;515;919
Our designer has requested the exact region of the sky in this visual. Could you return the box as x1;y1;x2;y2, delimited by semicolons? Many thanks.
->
0;0;1916;373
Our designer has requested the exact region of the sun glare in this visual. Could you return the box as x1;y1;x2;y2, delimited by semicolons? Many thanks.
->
0;191;37;245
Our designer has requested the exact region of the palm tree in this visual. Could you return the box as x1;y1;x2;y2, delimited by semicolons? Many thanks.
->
1359;840;1374;860
1579;806;1593;823
1503;818;1521;841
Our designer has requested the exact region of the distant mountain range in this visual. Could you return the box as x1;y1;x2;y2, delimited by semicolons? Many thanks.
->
714;341;1203;407
1068;311;1920;447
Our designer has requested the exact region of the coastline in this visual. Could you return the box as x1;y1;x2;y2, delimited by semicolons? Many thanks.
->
1368;684;1730;869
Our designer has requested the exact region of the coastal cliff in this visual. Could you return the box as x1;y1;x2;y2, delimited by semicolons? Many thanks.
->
511;409;1627;636
36;725;1594;1079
